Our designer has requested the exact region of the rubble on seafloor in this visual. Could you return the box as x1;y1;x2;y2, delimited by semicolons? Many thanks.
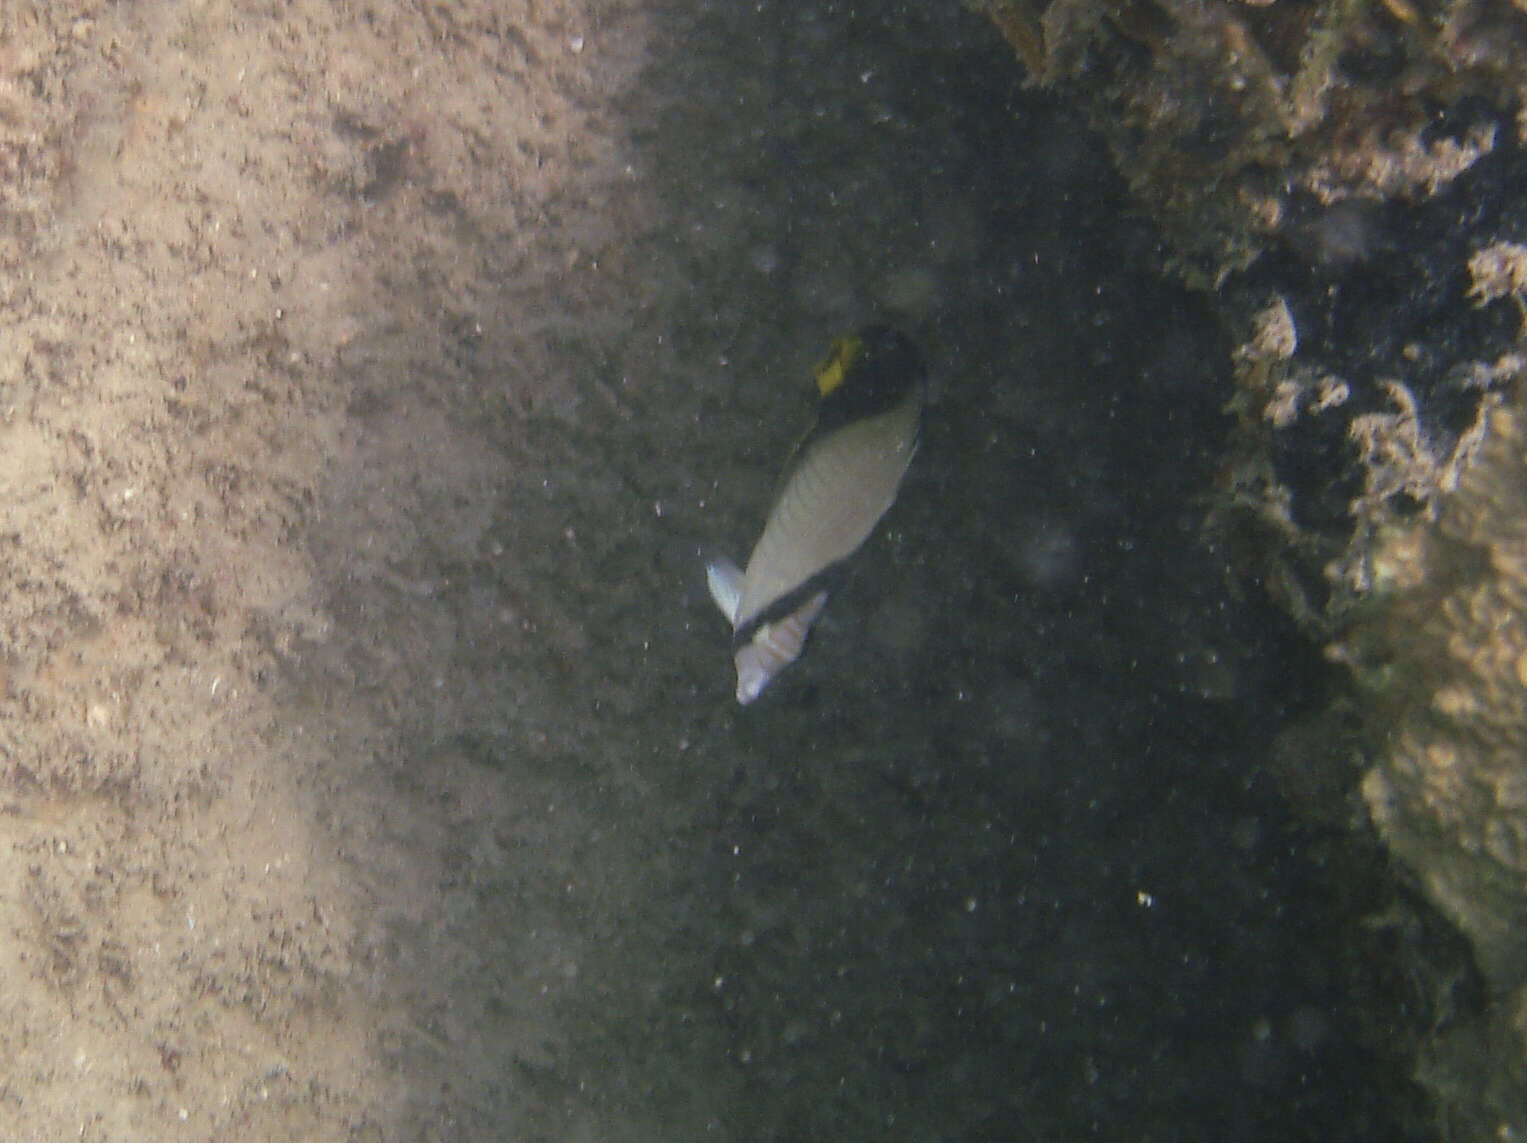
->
969;0;1527;1135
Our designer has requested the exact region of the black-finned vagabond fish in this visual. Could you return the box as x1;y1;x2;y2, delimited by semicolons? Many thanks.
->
705;326;925;704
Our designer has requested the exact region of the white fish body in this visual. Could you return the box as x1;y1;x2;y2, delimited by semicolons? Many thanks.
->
704;326;924;705
729;401;918;634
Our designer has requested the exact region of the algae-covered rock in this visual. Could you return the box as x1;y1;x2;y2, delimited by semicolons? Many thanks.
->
1340;396;1527;995
1332;396;1527;1132
967;0;1527;1134
967;0;1527;286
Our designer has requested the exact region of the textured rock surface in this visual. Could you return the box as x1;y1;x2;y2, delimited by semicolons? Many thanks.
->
1342;397;1527;997
1333;397;1527;1133
969;0;1527;1135
969;0;1527;285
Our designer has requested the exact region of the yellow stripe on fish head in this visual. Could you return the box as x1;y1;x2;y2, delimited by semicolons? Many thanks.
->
813;331;865;399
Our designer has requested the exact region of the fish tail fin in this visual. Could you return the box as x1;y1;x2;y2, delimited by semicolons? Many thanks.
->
702;550;745;627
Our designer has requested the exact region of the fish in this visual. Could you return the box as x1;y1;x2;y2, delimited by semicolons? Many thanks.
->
705;325;925;704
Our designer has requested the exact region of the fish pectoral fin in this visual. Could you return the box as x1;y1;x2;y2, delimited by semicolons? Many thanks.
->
703;552;746;626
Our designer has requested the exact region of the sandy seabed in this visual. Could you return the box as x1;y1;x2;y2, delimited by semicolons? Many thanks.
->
0;1;670;1137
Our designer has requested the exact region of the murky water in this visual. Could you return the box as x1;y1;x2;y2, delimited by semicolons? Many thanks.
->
0;1;1437;1139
